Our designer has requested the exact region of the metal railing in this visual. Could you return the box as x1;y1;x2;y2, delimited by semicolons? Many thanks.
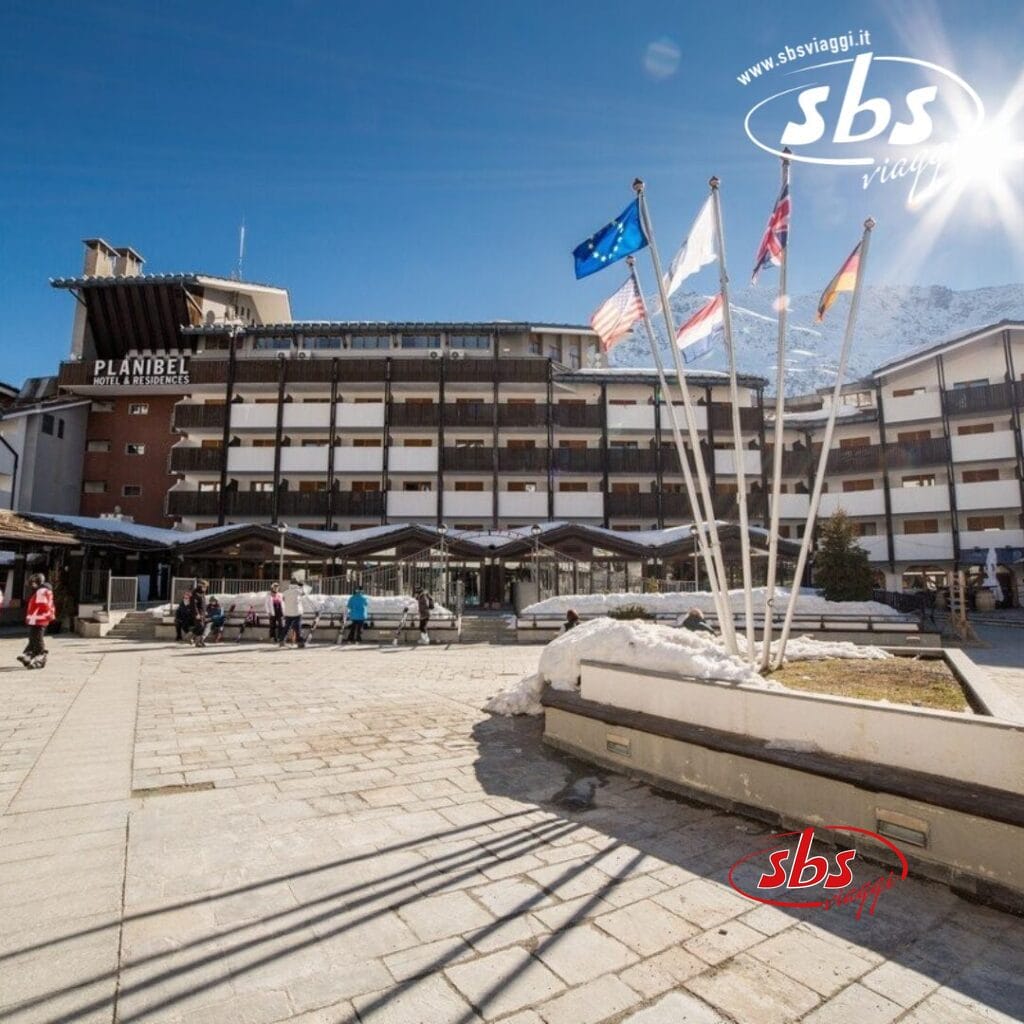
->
107;575;139;612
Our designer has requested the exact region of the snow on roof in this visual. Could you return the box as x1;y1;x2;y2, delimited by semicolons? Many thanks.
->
29;514;239;547
871;319;1024;376
286;523;413;548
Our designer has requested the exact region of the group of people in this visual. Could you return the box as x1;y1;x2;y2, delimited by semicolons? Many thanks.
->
173;579;436;648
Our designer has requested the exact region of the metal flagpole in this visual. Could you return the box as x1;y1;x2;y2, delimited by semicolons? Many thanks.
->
709;177;756;663
633;179;738;653
760;154;792;671
772;217;876;670
627;256;732;632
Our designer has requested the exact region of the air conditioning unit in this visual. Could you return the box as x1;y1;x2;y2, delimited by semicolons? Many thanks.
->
428;350;443;360
449;350;465;360
296;350;310;359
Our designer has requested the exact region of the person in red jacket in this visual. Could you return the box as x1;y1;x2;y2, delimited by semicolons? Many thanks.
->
19;573;55;670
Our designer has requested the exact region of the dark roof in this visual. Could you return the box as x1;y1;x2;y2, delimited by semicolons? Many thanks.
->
557;367;768;389
50;272;286;292
182;320;595;336
0;511;77;547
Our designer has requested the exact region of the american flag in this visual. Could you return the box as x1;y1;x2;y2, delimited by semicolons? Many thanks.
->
751;182;790;283
589;275;645;352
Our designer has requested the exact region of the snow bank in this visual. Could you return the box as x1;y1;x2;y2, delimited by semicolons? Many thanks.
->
152;592;454;619
772;636;892;662
520;586;901;620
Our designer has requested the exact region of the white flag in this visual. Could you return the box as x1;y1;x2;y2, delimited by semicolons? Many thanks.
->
664;197;717;296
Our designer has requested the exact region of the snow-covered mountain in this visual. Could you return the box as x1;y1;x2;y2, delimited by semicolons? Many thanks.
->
607;284;1024;395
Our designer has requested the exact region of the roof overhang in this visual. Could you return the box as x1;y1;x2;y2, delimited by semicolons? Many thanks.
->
872;320;1023;379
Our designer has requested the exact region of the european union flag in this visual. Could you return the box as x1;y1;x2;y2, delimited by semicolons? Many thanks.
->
573;199;648;279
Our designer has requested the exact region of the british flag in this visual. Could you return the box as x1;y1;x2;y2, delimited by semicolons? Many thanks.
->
751;182;790;284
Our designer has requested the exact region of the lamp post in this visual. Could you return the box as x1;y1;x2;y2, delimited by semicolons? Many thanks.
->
531;524;542;600
437;523;448;606
276;523;288;584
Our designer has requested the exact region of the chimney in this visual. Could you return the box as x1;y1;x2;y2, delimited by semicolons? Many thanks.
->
114;246;145;277
81;238;119;277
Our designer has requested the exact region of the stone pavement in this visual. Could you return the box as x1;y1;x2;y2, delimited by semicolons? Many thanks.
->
0;634;1021;1024
962;623;1024;722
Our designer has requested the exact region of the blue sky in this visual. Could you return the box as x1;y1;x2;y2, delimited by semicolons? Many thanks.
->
2;0;1022;380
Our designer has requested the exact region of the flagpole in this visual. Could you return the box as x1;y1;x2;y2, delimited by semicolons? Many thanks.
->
627;256;732;633
633;179;738;653
772;217;876;670
760;152;791;671
708;177;756;664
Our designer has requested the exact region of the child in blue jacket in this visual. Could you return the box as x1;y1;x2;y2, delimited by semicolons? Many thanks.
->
345;586;369;643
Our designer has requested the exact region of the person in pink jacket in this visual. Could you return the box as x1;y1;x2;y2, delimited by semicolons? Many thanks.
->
19;573;56;670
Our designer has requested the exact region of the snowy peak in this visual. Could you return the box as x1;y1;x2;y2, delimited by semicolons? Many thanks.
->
608;283;1024;394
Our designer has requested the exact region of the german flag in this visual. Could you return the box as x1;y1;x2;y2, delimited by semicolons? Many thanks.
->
816;242;861;322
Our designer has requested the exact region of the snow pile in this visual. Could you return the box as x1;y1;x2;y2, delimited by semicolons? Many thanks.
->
520;587;901;620
769;635;891;663
153;592;454;619
484;674;546;716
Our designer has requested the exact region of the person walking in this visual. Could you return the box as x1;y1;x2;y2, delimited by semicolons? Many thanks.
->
18;573;55;669
415;587;434;645
280;577;308;648
189;581;208;647
344;585;369;644
174;589;193;642
265;582;284;643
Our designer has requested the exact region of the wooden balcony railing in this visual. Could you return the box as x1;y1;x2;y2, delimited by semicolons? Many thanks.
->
442;447;494;471
606;448;659;474
553;404;603;429
498;448;549;472
442;403;493;428
57;361;94;387
390;403;441;428
169;447;222;472
167;488;384;518
551;448;605;473
942;381;1016;416
607;492;658;517
167;491;220;516
707;403;763;432
173;404;226;430
497;404;548;427
497;358;549;384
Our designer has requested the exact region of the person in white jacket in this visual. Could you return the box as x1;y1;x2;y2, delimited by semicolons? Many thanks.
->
279;578;309;648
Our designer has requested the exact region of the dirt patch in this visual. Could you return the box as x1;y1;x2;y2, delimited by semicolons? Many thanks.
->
771;657;969;712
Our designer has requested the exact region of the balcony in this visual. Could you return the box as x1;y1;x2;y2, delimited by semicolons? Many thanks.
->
442;403;493;428
282;404;332;429
443;447;493;472
169;446;222;473
552;448;604;473
334;491;385;517
857;536;890;562
942;381;1016;416
387;490;437;517
173;403;226;430
389;403;440;428
442;491;492;517
497;404;547;427
893;532;955;562
337;403;385;429
280;447;330;474
607;405;655;431
951;430;1016;462
959;527;1024;551
278;490;330;516
607;492;658;517
388;447;438;473
707;403;763;432
774;493;810;519
956;478;1021;511
497;358;549;384
713;448;763;477
781;449;812;477
890;483;950;515
444;358;495;384
390;361;442;384
498;491;548;518
606;448;658;474
333;448;384;473
226;448;275;473
230;404;278;430
498;448;548;472
553;404;602;429
553;492;603;518
885;390;942;423
57;361;95;387
824;437;950;475
167;490;220;516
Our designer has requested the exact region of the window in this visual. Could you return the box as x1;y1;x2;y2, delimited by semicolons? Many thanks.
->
966;515;1004;531
57;419;65;439
125;443;146;456
455;438;485;448
298;480;327;492
777;525;791;538
897;430;930;443
87;439;111;453
198;481;221;492
254;337;292;350
507;439;536;449
958;423;994;435
507;482;536;492
559;439;586;449
82;480;106;493
41;413;54;435
902;474;936;487
401;334;440;349
842;479;874;492
405;397;434;405
507;398;536;406
122;485;142;497
893;386;925;397
851;521;878;536
403;481;432;491
953;379;989;389
128;403;149;415
559;482;587;492
848;392;873;408
403;438;433;447
455;397;486;406
610;440;639;449
351;480;380;492
249;481;274;492
611;482;640;494
529;339;542;355
963;468;999;483
252;439;277;447
354;397;383;403
351;335;390;350
903;518;939;534
839;436;871;449
450;335;490;350
91;400;114;413
302;397;331;404
609;400;636;406
305;337;343;350
301;439;328;447
454;481;485;491
201;439;222;449
353;438;382;447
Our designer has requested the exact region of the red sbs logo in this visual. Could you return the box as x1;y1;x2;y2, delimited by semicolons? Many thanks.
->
728;826;909;920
